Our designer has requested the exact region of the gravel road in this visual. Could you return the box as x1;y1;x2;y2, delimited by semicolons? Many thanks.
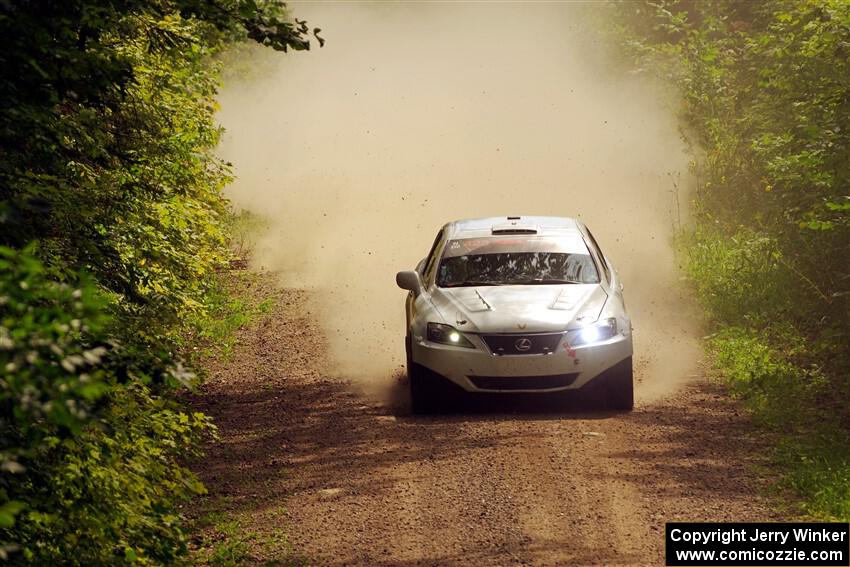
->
190;282;780;566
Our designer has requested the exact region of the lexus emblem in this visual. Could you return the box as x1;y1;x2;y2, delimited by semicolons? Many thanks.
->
514;338;532;352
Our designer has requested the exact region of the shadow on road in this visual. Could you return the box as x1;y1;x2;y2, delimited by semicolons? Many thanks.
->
375;371;625;419
186;284;777;565
190;371;774;518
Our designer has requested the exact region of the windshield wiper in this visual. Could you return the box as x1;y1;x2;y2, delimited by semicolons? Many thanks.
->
517;278;584;285
444;279;584;287
443;280;504;287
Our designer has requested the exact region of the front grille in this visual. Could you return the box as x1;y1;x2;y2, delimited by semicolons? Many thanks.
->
481;332;563;356
468;373;579;391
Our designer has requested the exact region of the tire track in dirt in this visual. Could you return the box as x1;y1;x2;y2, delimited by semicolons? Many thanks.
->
189;281;782;566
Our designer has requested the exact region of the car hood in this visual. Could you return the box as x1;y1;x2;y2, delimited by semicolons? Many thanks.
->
429;284;608;333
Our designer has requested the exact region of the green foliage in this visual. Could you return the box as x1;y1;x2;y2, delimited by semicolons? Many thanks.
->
0;247;111;559
190;504;298;567
777;437;850;521
227;210;272;261
0;247;111;448
708;328;850;520
679;227;794;325
181;271;274;363
0;248;214;564
10;386;213;565
616;1;850;318
0;1;319;322
0;1;318;563
708;327;810;422
208;519;254;567
617;0;850;520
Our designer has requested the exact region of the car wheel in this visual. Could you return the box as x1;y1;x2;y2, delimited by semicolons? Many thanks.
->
406;336;454;414
409;362;442;414
406;336;435;414
606;356;634;411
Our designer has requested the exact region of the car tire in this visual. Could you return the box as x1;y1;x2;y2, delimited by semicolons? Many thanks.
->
406;336;455;414
406;336;435;414
409;362;442;414
606;356;634;411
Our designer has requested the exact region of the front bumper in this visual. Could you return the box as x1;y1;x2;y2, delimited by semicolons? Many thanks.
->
410;331;632;393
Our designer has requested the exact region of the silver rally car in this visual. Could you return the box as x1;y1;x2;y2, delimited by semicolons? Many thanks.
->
396;216;633;413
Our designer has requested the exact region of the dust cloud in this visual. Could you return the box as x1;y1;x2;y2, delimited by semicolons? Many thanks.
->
216;2;702;404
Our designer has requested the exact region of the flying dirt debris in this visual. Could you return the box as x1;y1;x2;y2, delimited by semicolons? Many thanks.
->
217;3;702;403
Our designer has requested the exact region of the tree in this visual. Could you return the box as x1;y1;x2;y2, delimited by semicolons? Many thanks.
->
0;1;320;562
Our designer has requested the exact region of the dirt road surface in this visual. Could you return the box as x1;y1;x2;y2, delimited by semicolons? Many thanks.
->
190;280;781;566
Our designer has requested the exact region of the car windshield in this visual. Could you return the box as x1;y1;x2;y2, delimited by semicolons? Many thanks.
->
436;236;599;287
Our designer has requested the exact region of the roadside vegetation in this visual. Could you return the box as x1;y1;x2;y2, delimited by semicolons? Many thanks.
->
0;2;319;564
181;270;275;365
190;495;295;567
615;0;850;520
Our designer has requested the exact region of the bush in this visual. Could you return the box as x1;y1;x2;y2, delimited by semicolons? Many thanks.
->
708;327;850;520
0;2;320;563
616;0;850;520
0;247;214;564
680;227;794;326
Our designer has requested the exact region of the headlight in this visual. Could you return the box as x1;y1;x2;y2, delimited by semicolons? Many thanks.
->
569;317;617;346
427;323;475;348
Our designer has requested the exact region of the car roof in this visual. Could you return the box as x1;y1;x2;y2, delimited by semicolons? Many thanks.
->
444;216;583;239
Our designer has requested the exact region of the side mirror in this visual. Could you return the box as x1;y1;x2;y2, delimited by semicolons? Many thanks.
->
396;270;423;295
